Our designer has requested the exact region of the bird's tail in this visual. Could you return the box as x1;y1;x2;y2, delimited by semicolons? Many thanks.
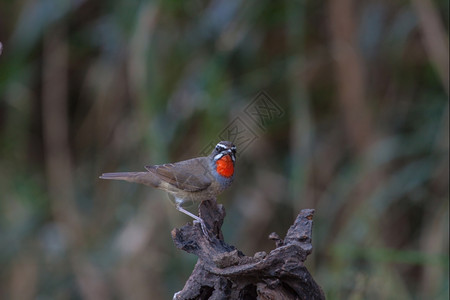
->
99;172;160;187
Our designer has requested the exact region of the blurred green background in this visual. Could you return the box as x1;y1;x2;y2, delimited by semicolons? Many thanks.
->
0;0;448;299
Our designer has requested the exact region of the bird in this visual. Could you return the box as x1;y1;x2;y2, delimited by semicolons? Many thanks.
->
100;141;236;235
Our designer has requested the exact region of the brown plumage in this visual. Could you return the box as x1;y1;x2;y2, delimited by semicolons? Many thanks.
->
100;141;237;235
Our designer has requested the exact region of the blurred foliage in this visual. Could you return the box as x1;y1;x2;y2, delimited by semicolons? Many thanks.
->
0;0;448;299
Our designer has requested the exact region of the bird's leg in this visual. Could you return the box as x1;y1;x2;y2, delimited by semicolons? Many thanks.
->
175;204;210;237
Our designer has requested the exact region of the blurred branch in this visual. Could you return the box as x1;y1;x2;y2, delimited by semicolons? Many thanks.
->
419;200;449;297
172;200;324;300
328;0;374;153
412;0;450;95
9;255;38;300
42;24;82;242
42;24;111;300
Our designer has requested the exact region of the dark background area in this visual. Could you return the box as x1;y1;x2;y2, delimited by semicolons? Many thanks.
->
0;0;448;299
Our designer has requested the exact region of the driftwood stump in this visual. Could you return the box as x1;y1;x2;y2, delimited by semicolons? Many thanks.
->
171;199;325;300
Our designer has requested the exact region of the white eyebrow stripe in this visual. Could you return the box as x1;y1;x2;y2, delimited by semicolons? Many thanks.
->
216;143;228;149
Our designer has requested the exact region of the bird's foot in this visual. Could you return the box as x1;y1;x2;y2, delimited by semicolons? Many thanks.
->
175;204;213;240
193;218;212;239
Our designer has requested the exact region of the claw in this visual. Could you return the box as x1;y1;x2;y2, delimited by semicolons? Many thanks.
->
193;218;211;238
199;220;210;237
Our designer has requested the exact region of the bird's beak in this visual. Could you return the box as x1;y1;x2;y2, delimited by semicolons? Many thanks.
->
227;149;236;162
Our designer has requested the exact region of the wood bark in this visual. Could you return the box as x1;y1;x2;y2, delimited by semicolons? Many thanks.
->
172;199;325;300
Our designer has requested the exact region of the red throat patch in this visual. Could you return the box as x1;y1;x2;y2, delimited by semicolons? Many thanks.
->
216;155;234;178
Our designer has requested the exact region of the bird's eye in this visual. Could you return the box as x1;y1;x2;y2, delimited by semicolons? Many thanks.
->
215;146;220;151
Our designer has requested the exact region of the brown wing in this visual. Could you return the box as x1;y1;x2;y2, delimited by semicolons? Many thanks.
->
145;158;212;192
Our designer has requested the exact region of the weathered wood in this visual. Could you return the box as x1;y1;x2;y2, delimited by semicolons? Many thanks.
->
172;199;325;300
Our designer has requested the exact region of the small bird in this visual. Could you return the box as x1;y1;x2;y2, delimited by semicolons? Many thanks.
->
100;141;236;235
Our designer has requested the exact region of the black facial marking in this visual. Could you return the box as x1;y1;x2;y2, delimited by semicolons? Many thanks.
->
213;142;237;160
